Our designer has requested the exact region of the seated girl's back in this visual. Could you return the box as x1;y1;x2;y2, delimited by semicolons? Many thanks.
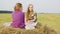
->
11;3;25;28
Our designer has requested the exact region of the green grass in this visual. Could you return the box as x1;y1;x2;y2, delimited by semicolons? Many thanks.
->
0;13;60;34
0;13;12;23
37;13;60;34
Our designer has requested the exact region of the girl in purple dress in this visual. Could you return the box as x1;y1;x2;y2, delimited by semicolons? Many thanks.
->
11;3;25;28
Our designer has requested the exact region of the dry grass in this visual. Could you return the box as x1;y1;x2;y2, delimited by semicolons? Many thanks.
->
0;23;57;34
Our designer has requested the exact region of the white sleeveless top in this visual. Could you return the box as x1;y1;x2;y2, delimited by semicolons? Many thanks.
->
25;13;37;30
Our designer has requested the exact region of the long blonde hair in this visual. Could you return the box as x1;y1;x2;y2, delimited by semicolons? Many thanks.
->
26;4;34;21
14;3;22;11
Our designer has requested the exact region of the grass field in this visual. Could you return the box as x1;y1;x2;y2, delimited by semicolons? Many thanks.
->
0;13;12;23
0;13;60;34
37;14;60;34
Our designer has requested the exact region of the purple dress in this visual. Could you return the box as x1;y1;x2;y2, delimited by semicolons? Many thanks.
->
11;10;25;28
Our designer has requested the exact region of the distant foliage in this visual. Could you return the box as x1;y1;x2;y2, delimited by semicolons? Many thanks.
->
0;11;12;13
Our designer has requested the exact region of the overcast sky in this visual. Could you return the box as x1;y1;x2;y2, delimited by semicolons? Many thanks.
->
0;0;60;13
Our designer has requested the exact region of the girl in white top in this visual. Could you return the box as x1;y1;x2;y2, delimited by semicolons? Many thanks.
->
25;4;37;30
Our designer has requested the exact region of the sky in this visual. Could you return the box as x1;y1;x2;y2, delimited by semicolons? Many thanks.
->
0;0;60;13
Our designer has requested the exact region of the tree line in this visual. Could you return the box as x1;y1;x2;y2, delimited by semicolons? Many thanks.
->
0;10;12;13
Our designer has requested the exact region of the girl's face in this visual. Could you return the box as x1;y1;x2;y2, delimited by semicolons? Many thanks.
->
29;5;33;12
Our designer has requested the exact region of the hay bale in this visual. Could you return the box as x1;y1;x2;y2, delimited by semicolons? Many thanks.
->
0;23;57;34
0;26;22;34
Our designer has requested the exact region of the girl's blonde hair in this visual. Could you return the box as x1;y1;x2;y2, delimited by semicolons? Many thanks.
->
14;3;22;11
26;4;34;21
